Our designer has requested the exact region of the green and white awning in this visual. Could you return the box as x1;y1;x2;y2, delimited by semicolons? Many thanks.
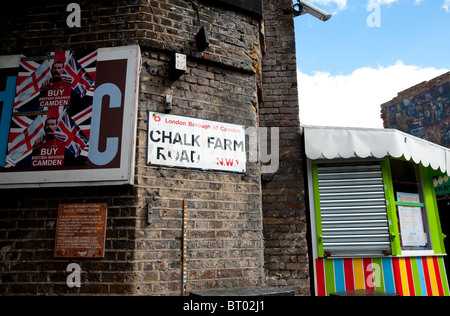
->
303;125;450;175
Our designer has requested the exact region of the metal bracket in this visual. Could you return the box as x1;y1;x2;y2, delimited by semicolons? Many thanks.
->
390;233;396;241
147;199;154;225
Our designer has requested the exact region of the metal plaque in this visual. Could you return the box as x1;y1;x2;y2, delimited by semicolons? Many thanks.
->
54;203;107;258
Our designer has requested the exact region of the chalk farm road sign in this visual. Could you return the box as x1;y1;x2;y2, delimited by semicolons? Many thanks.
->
147;112;246;173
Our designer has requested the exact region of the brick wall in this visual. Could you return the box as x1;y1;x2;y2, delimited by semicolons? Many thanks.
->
260;0;310;295
0;0;265;295
0;0;310;296
0;0;260;73
134;49;263;294
0;186;139;295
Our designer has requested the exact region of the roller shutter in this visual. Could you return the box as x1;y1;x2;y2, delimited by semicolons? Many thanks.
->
317;163;391;257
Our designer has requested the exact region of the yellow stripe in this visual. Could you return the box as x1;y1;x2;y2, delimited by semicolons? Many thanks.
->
399;258;410;296
353;258;365;289
427;257;439;296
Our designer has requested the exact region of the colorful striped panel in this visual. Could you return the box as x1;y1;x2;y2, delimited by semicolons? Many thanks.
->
381;257;396;293
315;257;449;296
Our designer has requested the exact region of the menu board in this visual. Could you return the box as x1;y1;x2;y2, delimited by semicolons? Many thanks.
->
54;203;107;258
397;192;427;247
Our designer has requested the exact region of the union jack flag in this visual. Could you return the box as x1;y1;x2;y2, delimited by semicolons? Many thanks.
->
5;50;97;167
61;51;96;97
5;115;46;167
13;57;53;110
55;111;89;158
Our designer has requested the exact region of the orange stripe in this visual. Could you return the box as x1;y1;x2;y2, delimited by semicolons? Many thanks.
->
353;258;365;290
399;258;410;296
427;257;439;296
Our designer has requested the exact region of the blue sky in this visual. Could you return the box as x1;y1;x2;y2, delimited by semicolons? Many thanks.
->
294;0;450;127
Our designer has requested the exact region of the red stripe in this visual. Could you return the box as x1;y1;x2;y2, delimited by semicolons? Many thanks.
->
392;258;403;296
15;67;50;96
16;75;28;87
12;116;31;129
79;50;97;66
7;132;20;143
72;106;92;124
343;259;355;291
422;257;433;296
57;114;87;153
315;258;326;296
363;258;374;290
8;122;43;154
432;257;445;296
21;60;38;72
405;258;416;296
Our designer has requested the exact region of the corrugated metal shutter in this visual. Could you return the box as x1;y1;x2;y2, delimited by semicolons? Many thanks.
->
317;163;391;257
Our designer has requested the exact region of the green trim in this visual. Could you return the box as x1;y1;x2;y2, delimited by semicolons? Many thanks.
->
410;257;422;296
324;259;335;296
395;201;425;207
381;160;402;256
312;164;324;258
438;257;450;296
420;166;446;255
372;257;385;292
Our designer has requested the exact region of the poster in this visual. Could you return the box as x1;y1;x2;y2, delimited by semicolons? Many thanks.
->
397;192;421;204
397;192;427;247
6;50;96;168
147;112;246;173
0;45;140;187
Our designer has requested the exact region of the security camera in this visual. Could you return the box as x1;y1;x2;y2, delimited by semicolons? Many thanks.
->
293;0;332;22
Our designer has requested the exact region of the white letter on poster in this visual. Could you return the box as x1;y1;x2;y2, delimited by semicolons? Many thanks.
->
89;83;122;166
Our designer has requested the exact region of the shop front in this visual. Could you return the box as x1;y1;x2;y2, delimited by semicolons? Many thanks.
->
304;125;450;296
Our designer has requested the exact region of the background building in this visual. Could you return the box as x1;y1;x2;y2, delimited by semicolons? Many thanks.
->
0;0;309;295
381;71;450;147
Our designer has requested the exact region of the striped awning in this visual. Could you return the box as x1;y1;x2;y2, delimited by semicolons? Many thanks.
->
303;125;450;175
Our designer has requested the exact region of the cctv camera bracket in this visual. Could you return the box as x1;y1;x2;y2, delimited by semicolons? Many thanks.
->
293;0;332;21
293;1;307;17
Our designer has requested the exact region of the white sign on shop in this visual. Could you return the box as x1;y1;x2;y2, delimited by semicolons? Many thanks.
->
147;112;246;173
